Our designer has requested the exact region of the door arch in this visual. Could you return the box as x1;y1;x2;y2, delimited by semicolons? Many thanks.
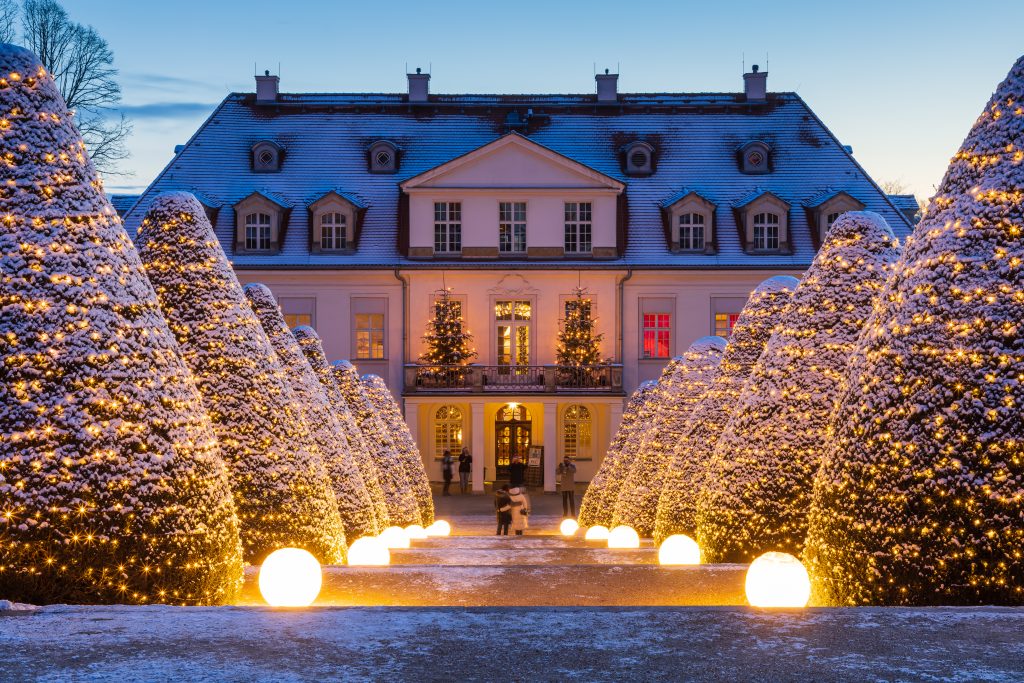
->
494;403;531;481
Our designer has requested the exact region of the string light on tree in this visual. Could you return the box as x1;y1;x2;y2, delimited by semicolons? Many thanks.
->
420;287;476;366
556;287;605;366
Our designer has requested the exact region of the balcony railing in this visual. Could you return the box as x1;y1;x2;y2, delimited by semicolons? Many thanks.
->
404;363;624;394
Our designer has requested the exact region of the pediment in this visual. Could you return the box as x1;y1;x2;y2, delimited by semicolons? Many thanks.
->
401;134;624;192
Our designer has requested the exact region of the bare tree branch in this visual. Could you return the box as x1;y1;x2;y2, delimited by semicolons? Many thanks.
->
0;0;17;43
878;178;911;195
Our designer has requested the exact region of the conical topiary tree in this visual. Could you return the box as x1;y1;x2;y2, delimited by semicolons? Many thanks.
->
805;57;1024;606
556;287;604;366
362;374;435;527
578;381;659;527
697;213;900;563
290;327;390;531
244;284;378;541
0;45;243;605
332;360;421;526
137;193;346;565
612;337;726;537
654;276;798;544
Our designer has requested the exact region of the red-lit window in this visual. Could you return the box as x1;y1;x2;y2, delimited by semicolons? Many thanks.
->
714;312;741;337
642;313;671;359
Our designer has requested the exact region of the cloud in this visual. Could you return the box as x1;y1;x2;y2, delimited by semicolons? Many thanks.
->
113;102;218;119
122;72;220;92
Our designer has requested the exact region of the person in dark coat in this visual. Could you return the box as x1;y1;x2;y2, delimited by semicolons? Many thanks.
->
508;454;527;489
458;447;473;494
557;456;577;517
441;450;454;496
494;484;512;536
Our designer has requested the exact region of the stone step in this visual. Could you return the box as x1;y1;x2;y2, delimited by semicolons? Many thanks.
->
408;536;656;550
390;547;657;565
239;564;746;607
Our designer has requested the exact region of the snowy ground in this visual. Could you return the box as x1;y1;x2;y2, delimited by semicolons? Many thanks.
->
2;605;1022;681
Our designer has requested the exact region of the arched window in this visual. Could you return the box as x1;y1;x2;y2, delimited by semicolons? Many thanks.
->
434;405;463;456
245;212;271;251
753;212;780;251
320;212;348;251
563;404;592;460
677;212;705;251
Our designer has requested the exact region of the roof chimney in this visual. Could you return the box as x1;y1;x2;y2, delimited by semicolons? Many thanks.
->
408;67;430;103
743;64;767;103
255;69;279;103
596;68;618;103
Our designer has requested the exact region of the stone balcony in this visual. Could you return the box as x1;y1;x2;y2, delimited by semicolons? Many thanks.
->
403;363;624;395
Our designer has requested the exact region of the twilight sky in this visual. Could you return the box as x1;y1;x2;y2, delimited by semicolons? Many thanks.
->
60;0;1024;198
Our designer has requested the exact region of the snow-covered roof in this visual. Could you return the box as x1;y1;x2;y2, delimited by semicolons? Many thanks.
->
109;193;139;216
122;90;913;269
886;193;919;212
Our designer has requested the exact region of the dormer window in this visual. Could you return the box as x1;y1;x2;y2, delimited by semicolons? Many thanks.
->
678;213;706;251
734;190;790;254
368;140;399;174
245;212;272;251
320;212;348;250
662;190;716;254
753;212;780;251
251;140;283;172
805;191;866;246
739;140;772;174
622;141;655;176
234;191;288;254
308;190;362;253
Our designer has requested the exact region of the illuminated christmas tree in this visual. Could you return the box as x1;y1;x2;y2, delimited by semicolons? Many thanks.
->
332;360;421;526
805;57;1024;606
0;45;243;605
578;381;659;527
420;288;476;366
137;193;346;565
697;213;900;563
654;276;798;544
556;288;604;366
245;284;378;541
612;337;726;537
291;327;390;531
361;374;435;527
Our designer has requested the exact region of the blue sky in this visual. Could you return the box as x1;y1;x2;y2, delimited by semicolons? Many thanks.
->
61;0;1024;197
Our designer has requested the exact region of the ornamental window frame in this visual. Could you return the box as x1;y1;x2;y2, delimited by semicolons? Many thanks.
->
564;201;593;254
251;140;283;172
308;191;359;253
808;191;866;245
434;201;462;254
622;140;655;176
434;405;464;458
368;140;399;174
233;192;286;254
663;191;715;254
738;140;772;175
736;192;790;254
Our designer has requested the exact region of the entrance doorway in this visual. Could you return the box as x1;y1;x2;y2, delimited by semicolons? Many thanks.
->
495;403;531;480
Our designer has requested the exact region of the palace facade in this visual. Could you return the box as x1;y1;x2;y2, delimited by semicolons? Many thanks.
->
121;67;913;492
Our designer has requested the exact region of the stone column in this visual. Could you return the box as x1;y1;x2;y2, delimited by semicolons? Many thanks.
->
609;398;624;441
471;402;485;494
543;401;557;493
404;400;420;452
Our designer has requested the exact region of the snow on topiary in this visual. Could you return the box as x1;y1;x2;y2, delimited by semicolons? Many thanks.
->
804;57;1024;606
612;337;726;537
362;374;435;527
290;326;390;530
0;45;243;605
136;192;346;565
244;284;378;541
577;381;659;527
332;360;421;527
697;213;900;564
654;276;798;544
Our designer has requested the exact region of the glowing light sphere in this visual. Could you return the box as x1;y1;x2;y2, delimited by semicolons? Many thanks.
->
745;551;811;608
379;526;410;549
405;524;428;540
584;525;610;541
425;520;452;537
607;525;641;549
560;519;580;536
258;548;322;607
658;534;701;565
347;536;391;566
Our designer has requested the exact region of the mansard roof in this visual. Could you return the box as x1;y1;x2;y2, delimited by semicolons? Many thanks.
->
122;89;913;269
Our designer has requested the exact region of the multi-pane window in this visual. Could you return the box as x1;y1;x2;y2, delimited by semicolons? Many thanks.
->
355;313;385;359
499;202;527;254
826;212;841;230
495;299;531;369
320;212;347;251
434;405;463;457
563;404;592;460
714;312;741;338
564;202;593;254
753;212;780;251
642;313;671;359
244;212;271;251
434;202;462;253
678;213;705;251
280;297;315;329
283;313;312;328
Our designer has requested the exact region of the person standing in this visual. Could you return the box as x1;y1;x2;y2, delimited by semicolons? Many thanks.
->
557;455;577;517
441;450;454;496
508;486;530;536
508;454;527;489
458;447;473;494
494;484;512;536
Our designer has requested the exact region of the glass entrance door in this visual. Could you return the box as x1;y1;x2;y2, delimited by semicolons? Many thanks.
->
495;300;531;376
494;403;531;480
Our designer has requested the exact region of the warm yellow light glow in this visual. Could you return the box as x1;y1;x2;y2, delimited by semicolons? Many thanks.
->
425;520;452;537
507;402;519;410
379;526;410;549
607;525;640;549
658;534;701;565
584;525;610;541
258;548;322;607
347;536;390;566
560;519;580;536
404;524;428;540
745;551;811;608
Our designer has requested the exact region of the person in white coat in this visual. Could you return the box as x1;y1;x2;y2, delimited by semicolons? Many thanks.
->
508;487;530;536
